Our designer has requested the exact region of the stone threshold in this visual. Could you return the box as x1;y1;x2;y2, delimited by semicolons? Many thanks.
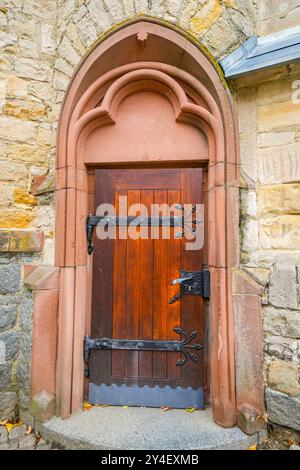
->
37;406;259;450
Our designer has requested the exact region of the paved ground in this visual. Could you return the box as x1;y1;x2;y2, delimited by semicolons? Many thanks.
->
38;406;257;450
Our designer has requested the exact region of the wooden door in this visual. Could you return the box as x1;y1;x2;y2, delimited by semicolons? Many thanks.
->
88;168;205;408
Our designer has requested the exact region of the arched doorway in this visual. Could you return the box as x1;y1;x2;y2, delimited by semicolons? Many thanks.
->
55;19;239;428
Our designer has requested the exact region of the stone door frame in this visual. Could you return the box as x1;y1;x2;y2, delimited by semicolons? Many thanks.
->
28;18;264;434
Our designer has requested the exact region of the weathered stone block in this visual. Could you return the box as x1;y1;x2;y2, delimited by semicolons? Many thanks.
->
0;364;12;389
188;0;222;34
76;14;98;48
32;174;55;196
0;305;17;330
0;438;19;450
0;31;17;48
240;132;257;182
19;37;39;59
260;1;300;34
9;230;44;252
13;189;37;206
0;230;45;253
0;209;33;229
233;269;264;295
6;143;47;164
58;36;81;68
31;391;56;422
21;333;32;364
0;331;20;361
16;363;30;394
37;127;55;147
265;334;299;361
0;264;20;294
244;268;269;286
0;425;8;444
0;231;9;252
258;184;300;214
53;71;69;92
242;219;258;252
258;143;300;184
269;262;298;309
0;116;37;144
238;88;256;134
19;389;30;411
28;82;53;104
268;359;300;397
19;433;36;449
14;57;53;82
86;0;114;33
23;0;57;20
19;410;35;428
237;404;266;435
0;160;27;182
266;388;300;431
3;99;47;121
54;57;73;78
41;24;56;55
241;189;257;217
19;291;33;334
264;307;300;339
8;424;27;441
104;0;125;24
0;391;17;420
260;215;300;250
203;17;239;58
36;438;51;450
65;23;86;56
257;132;295;148
6;76;28;99
258;100;300;132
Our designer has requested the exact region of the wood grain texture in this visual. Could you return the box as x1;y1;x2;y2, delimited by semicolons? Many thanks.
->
90;168;204;395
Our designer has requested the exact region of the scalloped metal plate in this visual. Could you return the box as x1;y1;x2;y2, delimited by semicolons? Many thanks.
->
89;383;204;409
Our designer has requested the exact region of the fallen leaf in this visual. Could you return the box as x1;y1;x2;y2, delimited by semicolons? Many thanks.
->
248;445;257;450
185;408;197;413
161;406;172;412
83;401;93;410
288;439;295;446
5;420;23;431
0;420;8;426
26;426;32;435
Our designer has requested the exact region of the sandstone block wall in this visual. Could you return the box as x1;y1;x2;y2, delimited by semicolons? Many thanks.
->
237;62;300;433
0;0;299;436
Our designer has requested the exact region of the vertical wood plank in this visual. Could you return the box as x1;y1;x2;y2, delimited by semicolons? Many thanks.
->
125;189;140;377
180;168;204;390
111;190;127;377
153;190;168;379
167;189;182;381
90;170;114;383
139;189;154;378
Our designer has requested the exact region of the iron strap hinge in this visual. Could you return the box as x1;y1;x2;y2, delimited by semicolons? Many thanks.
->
86;210;201;254
84;327;203;377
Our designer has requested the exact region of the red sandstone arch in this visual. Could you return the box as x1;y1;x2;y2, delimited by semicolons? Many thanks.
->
54;19;241;428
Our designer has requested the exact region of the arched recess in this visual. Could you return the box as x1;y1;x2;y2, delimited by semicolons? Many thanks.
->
54;19;241;429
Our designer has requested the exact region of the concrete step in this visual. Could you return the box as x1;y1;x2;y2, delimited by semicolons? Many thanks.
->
38;406;258;450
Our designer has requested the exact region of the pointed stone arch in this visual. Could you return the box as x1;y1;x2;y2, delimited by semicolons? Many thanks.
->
53;19;243;429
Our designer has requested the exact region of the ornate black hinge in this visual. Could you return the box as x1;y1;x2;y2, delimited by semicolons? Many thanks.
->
169;269;210;304
83;327;203;377
86;207;201;254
